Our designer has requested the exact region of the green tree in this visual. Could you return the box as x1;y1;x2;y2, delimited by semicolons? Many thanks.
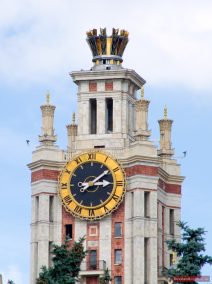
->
99;268;112;284
36;237;86;284
8;281;15;284
166;221;212;283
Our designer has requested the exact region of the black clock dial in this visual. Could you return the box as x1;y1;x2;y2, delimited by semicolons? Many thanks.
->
70;161;114;207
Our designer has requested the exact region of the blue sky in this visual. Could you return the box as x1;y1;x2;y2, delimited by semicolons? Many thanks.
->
0;0;212;283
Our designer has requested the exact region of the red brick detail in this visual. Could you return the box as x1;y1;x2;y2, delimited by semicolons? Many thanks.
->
89;82;97;92
125;165;158;177
105;81;113;91
111;201;125;283
158;179;181;195
86;222;100;271
31;169;60;182
62;207;75;246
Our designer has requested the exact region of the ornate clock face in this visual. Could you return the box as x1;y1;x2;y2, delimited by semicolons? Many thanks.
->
58;151;126;220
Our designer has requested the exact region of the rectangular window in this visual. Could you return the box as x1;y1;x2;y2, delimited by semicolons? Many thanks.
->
89;82;97;92
106;98;113;133
144;237;149;283
49;241;53;267
65;224;73;240
35;196;39;222
49;196;54;222
114;223;122;237
144;191;150;218
170;253;174;266
90;99;97;134
115;249;122;264
114;276;122;284
170;209;174;235
90;250;97;269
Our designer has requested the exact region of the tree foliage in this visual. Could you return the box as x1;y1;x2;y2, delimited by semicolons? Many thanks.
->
166;221;212;283
99;268;112;284
36;237;86;284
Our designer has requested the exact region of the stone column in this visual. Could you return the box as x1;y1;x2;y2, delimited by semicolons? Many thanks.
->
158;106;174;157
97;98;105;134
124;192;133;283
133;190;144;284
113;98;122;133
135;87;151;140
39;93;57;145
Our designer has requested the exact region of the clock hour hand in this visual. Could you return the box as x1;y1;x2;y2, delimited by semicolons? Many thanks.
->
94;180;112;187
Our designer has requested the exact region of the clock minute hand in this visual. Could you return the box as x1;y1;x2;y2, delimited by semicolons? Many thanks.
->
92;170;109;183
81;170;109;191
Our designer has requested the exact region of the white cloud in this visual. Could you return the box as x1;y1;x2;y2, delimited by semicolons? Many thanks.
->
0;0;212;92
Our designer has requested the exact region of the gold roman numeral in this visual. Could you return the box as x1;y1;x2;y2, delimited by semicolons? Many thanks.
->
116;181;123;186
89;209;95;217
61;183;67;189
64;195;72;205
74;157;82;164
103;205;109;213
112;194;119;202
74;205;82;214
88;153;96;160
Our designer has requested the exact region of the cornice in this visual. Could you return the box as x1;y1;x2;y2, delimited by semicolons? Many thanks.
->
158;167;185;184
27;159;66;171
70;68;146;89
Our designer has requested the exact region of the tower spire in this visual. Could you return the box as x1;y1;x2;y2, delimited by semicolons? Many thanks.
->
158;106;174;158
134;86;151;140
39;93;57;145
67;112;77;151
46;91;50;105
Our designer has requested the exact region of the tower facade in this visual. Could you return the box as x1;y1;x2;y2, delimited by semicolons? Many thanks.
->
28;28;184;284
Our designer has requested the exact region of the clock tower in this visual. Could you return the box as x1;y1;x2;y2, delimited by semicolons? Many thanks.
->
29;28;184;284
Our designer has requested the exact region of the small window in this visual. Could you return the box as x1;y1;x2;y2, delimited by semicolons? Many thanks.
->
144;191;150;218
65;224;73;240
90;250;97;269
114;223;122;237
106;98;113;133
90;99;97;134
170;209;174;235
114;276;122;284
115;249;122;264
49;241;53;267
35;196;39;222
170;253;174;266
94;145;105;148
49;196;54;222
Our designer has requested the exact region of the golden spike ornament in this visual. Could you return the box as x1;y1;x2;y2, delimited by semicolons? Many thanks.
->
164;105;168;119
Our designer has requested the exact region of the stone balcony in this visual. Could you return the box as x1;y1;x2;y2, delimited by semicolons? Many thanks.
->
79;260;107;276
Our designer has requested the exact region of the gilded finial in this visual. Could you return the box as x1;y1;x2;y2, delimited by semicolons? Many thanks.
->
72;112;75;124
164;105;168;119
141;86;144;100
46;91;50;104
